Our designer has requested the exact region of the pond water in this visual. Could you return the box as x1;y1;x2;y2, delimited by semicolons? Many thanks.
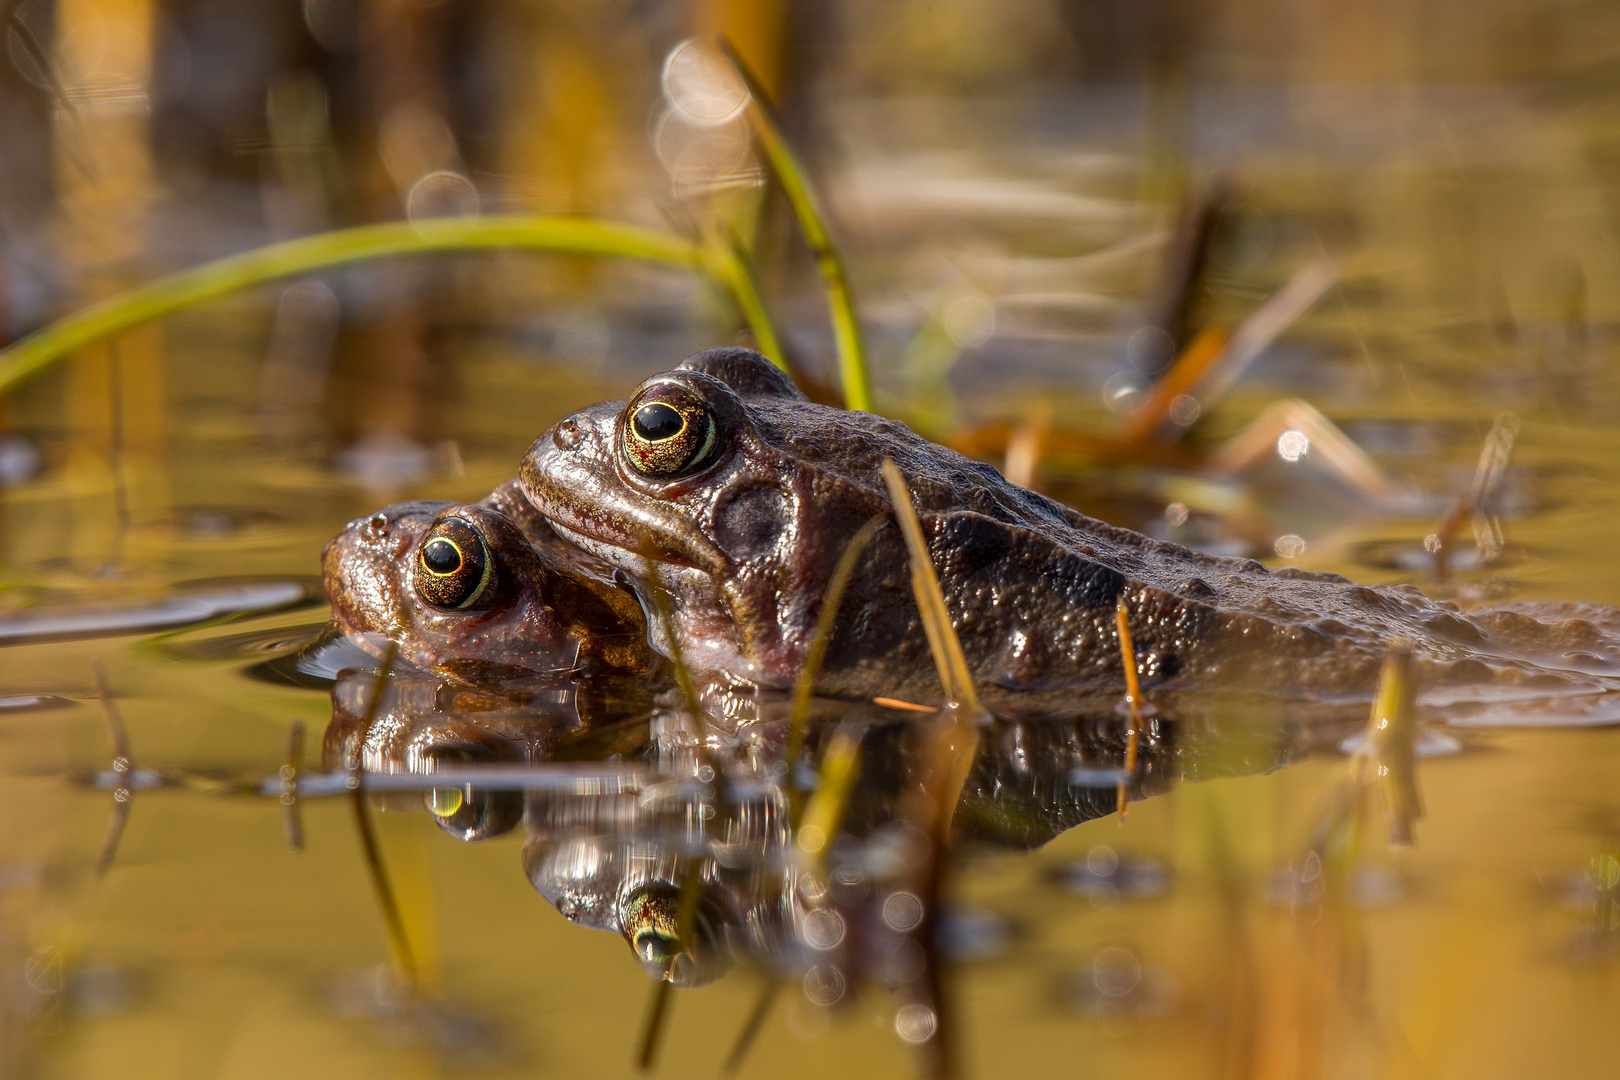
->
4;81;1620;1080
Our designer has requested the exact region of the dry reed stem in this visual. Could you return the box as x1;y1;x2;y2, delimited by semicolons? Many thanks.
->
880;460;976;710
1114;597;1144;817
882;459;989;1080
1357;646;1422;846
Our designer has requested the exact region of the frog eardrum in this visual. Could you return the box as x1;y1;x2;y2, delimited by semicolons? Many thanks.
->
415;516;496;609
621;381;718;479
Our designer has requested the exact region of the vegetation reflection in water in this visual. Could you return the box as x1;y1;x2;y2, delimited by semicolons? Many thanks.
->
2;10;1620;1080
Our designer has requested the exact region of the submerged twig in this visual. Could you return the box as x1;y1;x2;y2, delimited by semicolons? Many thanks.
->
728;728;863;1075
281;720;305;852
785;515;885;822
1113;597;1150;817
719;38;872;413
722;977;782;1076
1354;646;1422;846
1469;412;1519;560
636;859;706;1071
345;643;420;986
1426;412;1520;576
92;662;133;877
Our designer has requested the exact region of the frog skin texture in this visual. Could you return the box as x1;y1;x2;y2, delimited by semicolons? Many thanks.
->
519;347;1620;707
322;480;655;685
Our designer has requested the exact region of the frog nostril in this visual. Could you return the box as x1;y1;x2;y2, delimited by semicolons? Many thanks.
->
553;418;582;451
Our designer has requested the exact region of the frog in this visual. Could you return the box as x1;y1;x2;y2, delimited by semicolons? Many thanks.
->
518;347;1620;709
322;480;658;685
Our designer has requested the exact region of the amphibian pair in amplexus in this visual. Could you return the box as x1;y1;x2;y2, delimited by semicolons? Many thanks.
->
519;348;1620;709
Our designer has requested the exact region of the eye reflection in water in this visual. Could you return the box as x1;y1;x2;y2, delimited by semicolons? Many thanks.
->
309;659;1353;1050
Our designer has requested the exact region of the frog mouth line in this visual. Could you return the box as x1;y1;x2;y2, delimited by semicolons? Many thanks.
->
532;497;730;579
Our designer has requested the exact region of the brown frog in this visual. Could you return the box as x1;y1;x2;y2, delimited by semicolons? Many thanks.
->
519;347;1620;707
322;480;656;684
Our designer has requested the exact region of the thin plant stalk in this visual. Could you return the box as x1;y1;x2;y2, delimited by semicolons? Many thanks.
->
636;859;706;1071
882;459;985;1080
1356;645;1421;846
880;460;976;709
728;727;863;1076
92;661;134;877
722;978;782;1076
0;216;723;397
282;719;305;852
701;225;787;373
345;642;420;987
1114;597;1144;817
785;514;885;823
720;39;873;413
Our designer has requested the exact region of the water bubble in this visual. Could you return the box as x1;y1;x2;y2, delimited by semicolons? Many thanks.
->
1274;534;1307;558
0;436;40;487
1591;854;1620;890
1277;429;1310;462
653;107;752;186
883;891;925;932
406;170;478;221
1091;947;1141;997
803;965;845;1006
943;295;995;347
661;40;748;126
1086;846;1119;876
1167;394;1202;426
1163;502;1189;527
1127;326;1176;374
802;909;845;950
894;1004;937;1044
1103;372;1145;413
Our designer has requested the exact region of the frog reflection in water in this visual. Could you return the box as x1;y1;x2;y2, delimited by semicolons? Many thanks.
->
321;665;1193;985
522;347;1620;709
322;480;656;684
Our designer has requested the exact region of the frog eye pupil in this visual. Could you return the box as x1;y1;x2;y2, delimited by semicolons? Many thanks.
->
415;517;495;610
422;538;461;575
633;402;684;442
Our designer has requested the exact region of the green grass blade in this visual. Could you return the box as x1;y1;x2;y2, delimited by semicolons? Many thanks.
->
719;39;873;413
700;227;787;372
0;216;706;397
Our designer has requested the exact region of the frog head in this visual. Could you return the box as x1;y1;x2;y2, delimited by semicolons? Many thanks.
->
521;348;946;693
322;483;653;684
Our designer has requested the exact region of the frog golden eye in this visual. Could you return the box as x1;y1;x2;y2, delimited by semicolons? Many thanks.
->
618;881;724;984
415;517;495;610
622;383;718;479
